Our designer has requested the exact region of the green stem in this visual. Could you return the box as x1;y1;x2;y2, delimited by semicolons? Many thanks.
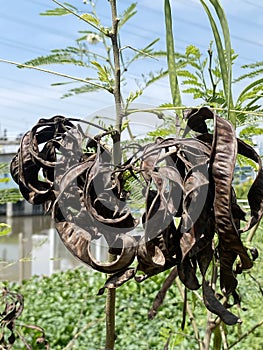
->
175;278;202;350
213;324;222;350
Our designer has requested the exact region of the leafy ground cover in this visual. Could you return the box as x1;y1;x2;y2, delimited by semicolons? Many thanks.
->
1;227;263;350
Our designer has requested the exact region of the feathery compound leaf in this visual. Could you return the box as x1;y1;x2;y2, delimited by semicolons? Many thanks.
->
125;39;161;68
80;13;100;27
177;70;198;80
241;60;263;69
119;3;137;28
40;8;70;16
235;69;263;82
236;78;263;98
143;69;168;88
0;188;23;204
181;79;203;88
40;3;77;16
22;54;87;67
61;84;102;98
126;90;143;105
90;60;113;86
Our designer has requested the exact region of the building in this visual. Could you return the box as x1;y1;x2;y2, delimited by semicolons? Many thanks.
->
0;136;43;216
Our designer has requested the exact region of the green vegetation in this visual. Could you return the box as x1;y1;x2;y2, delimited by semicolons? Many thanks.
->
1;224;262;350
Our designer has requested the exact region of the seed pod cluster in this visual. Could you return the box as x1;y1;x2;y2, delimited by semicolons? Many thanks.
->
10;107;263;325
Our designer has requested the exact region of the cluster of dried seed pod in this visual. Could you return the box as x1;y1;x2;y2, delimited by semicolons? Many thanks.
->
10;107;263;325
0;287;49;348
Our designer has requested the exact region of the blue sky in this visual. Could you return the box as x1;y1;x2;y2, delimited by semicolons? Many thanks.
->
0;0;263;138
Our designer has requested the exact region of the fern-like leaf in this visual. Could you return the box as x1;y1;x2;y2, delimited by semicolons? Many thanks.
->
143;70;168;88
40;3;78;16
22;54;87;67
61;84;102;98
119;3;137;28
181;79;203;88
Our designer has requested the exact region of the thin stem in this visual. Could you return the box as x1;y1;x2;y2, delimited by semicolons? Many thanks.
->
220;323;228;350
119;45;159;60
198;56;207;92
175;277;202;350
247;220;260;244
228;320;263;349
202;258;219;350
208;48;217;99
202;318;213;350
212;323;222;350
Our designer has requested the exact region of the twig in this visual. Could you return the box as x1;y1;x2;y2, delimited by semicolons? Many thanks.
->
220;323;228;350
163;332;172;350
119;45;159;61
248;272;263;296
228;319;263;349
63;317;105;350
246;220;260;244
208;47;217;98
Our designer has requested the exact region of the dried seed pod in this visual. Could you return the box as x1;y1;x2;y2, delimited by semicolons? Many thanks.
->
10;107;263;325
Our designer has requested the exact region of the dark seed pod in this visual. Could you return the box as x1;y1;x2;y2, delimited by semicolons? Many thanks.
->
10;107;263;325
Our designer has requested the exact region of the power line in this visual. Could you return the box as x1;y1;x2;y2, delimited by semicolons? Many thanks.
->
242;0;263;9
138;2;263;49
0;12;76;41
25;0;53;7
0;37;45;55
2;2;262;66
